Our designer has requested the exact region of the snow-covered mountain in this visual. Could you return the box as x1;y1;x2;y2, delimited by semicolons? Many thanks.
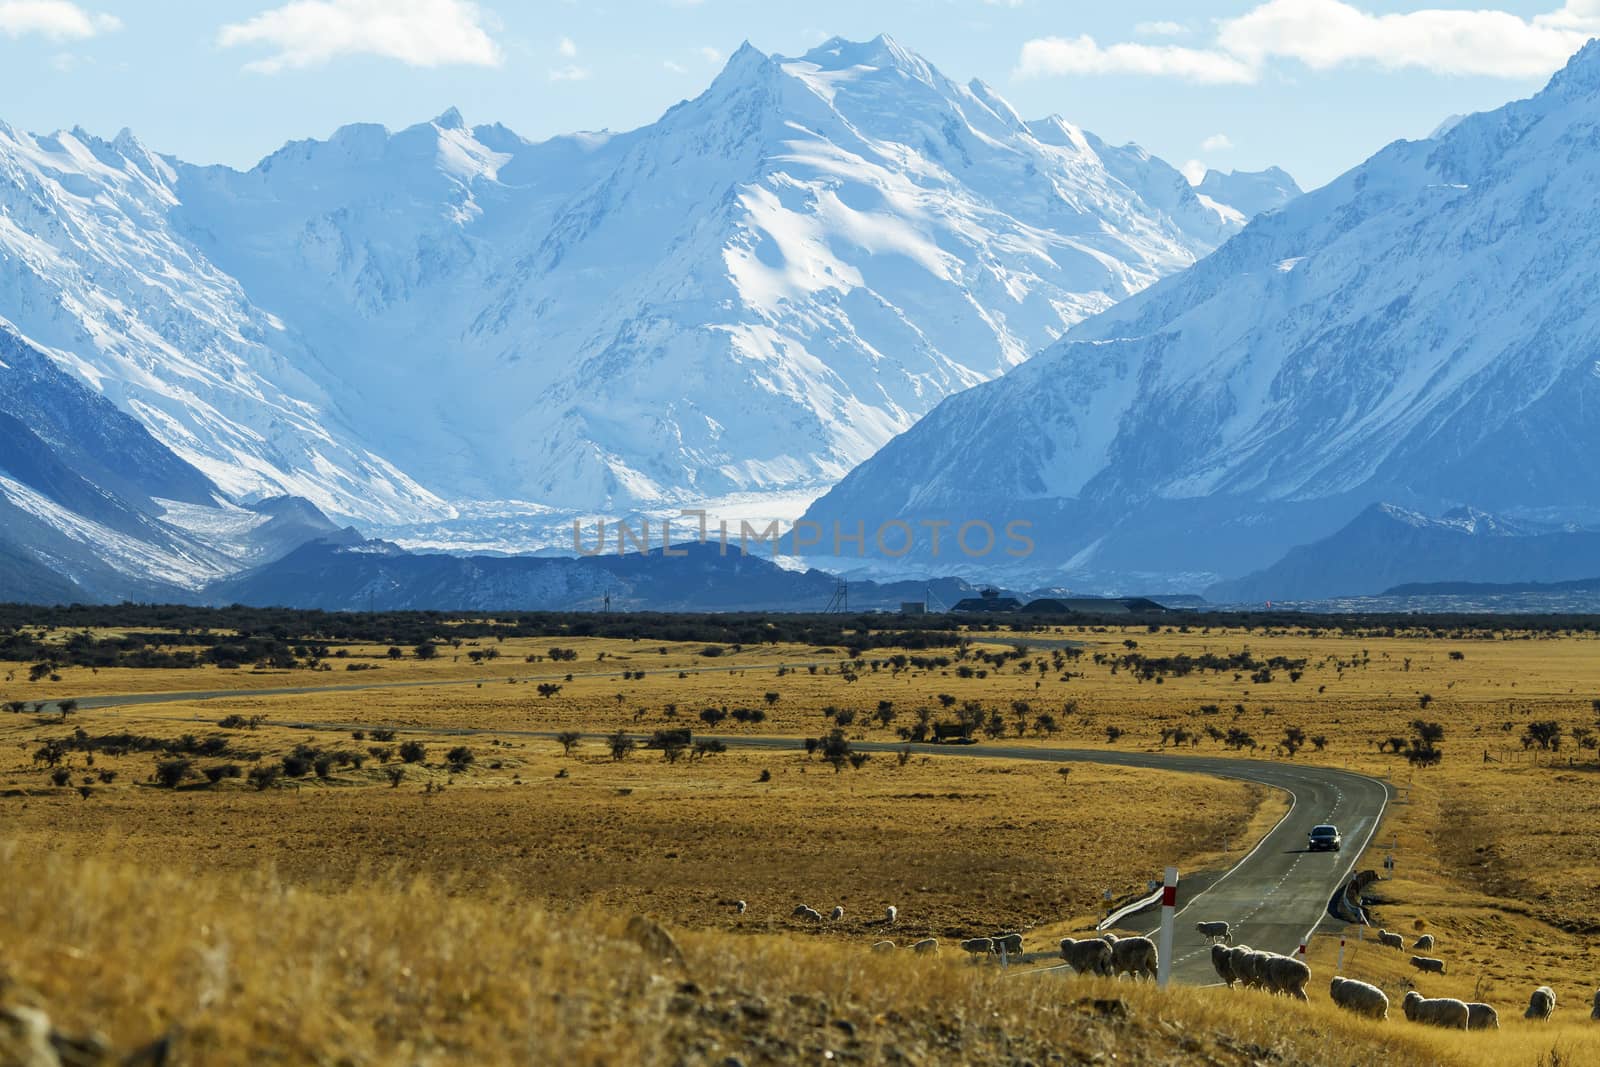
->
802;41;1600;590
1196;167;1300;221
172;34;1283;520
5;36;1282;558
0;122;449;527
0;324;353;601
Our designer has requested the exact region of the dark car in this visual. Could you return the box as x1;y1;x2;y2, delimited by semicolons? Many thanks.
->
1308;824;1342;852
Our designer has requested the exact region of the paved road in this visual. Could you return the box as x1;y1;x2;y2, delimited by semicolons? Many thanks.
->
53;687;1388;985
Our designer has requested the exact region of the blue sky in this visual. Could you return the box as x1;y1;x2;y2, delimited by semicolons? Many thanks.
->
2;0;1596;188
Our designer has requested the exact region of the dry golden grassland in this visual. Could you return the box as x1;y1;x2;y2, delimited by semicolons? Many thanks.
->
0;843;1535;1067
1;718;1266;938
6;621;1600;1063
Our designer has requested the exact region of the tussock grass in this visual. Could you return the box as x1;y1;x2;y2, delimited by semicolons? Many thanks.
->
3;843;1556;1066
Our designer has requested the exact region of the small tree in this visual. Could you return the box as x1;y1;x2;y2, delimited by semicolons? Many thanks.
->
398;740;427;764
247;765;281;791
414;642;438;660
537;683;563;699
446;746;475;772
154;758;193;789
1523;721;1563;751
555;730;582;756
56;698;78;722
763;691;780;706
385;765;406;788
1105;724;1125;743
607;729;636;761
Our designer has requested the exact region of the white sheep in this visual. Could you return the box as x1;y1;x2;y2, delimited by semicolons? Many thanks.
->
1591;988;1599;1021
792;905;822;923
1412;933;1435;951
1195;920;1231;944
1402;991;1469;1030
1108;936;1159;980
1525;986;1556;1021
1239;950;1275;989
884;905;897;924
1410;955;1447;976
871;940;896;953
830;905;845;922
1210;943;1237;987
1329;976;1389;1020
1264;954;1312;1001
735;899;747;914
912;937;938;955
1466;1002;1499;1030
1378;929;1405;950
960;936;995;958
1225;945;1258;987
1060;937;1114;977
991;932;1023;957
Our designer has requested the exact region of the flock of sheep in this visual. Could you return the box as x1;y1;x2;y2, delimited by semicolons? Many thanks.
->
784;900;1600;1032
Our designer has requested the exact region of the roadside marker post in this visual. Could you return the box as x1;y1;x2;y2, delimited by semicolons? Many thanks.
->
1337;936;1347;973
1156;866;1179;988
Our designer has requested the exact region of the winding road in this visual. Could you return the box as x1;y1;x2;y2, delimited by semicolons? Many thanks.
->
45;682;1389;985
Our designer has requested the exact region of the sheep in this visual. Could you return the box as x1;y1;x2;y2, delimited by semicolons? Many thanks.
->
960;937;995;958
1060;937;1114;977
871;940;896;953
1226;945;1258;987
1238;950;1275;989
1378;929;1405;950
1401;991;1469;1030
1410;956;1447;976
1329;976;1389;1020
912;937;938;955
1195;920;1231;944
1108;936;1159;981
829;905;845;922
1591;988;1599;1021
1210;943;1237;987
792;905;822;923
991;932;1023;957
1412;933;1435;951
1466;1002;1499;1030
1264;954;1312;1001
1525;986;1556;1021
884;905;897;924
735;899;747;915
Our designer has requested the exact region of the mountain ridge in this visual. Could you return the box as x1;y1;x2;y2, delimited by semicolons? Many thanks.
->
801;39;1600;589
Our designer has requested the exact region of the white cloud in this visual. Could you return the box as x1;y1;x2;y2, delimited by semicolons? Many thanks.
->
699;45;723;64
218;0;502;73
1016;35;1257;84
1201;132;1234;151
1134;20;1187;37
558;35;576;57
662;59;687;73
1181;159;1208;185
0;1;119;39
547;63;589;82
1019;1;1600;85
1218;0;1596;78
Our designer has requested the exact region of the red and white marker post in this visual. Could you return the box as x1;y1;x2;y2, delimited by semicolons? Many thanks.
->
1156;866;1179;988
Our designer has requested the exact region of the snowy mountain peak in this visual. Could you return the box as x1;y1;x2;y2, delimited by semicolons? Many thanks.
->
0;33;1301;559
802;41;1600;588
1544;36;1600;98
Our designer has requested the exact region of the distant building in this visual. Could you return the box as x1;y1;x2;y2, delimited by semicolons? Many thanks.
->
952;587;1021;613
899;601;926;615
